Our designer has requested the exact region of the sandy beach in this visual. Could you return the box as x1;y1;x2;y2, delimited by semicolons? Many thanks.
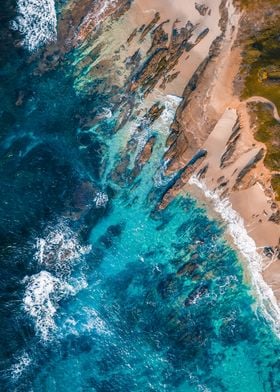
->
171;1;280;303
4;0;280;387
74;0;280;306
124;0;280;307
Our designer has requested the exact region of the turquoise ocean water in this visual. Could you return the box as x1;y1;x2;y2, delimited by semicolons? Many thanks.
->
1;1;280;391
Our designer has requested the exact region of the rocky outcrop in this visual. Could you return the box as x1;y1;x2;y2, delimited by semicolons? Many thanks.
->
234;148;265;188
145;102;165;123
130;136;157;180
195;3;209;16
36;0;132;74
163;26;228;171
184;283;209;306
177;262;199;276
139;12;161;42
269;210;280;225
158;150;207;209
220;118;241;168
163;56;210;165
129;19;210;96
147;21;169;55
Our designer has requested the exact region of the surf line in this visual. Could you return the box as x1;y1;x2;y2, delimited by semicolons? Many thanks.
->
10;0;57;52
189;175;280;337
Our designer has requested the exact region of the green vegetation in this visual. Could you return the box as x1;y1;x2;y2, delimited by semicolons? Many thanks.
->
235;0;279;10
241;22;280;112
253;103;280;198
239;9;280;200
271;176;280;201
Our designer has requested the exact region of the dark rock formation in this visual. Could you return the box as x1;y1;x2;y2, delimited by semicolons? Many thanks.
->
36;0;132;74
130;136;157;180
127;27;138;44
158;150;207;209
269;210;280;225
129;20;207;96
197;164;209;179
139;12;161;42
184;283;209;306
220;133;240;168
145;102;165;124
234;148;265;187
195;3;209;16
177;262;199;276
147;20;170;55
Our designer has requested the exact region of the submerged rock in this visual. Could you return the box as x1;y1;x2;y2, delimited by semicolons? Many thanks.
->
184;283;209;306
177;262;199;276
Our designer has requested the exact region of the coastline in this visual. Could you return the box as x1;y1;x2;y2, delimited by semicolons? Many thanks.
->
126;0;280;313
162;0;280;309
50;0;280;319
13;0;280;331
4;0;280;388
187;177;280;335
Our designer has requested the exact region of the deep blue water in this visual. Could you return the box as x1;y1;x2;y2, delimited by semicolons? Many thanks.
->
1;2;280;391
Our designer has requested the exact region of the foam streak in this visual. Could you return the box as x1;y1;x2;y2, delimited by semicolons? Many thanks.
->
189;175;280;335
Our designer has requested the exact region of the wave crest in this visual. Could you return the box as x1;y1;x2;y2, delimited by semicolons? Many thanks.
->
23;271;74;341
10;0;57;52
189;175;280;334
23;221;91;341
34;222;91;278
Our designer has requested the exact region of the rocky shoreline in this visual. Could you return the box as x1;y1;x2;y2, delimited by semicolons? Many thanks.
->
9;0;280;303
169;1;280;299
68;0;279;303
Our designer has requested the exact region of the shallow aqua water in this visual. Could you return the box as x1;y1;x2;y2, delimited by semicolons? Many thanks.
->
1;2;280;391
4;100;280;391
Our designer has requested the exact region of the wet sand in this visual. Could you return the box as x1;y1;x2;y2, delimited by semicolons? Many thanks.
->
175;2;280;301
82;0;222;95
75;0;280;305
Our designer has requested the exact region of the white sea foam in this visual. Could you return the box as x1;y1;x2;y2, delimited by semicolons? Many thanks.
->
82;307;112;335
158;94;182;128
153;167;176;188
24;222;91;340
94;192;109;208
94;107;113;121
10;0;57;52
34;222;91;277
189;175;280;335
10;351;31;380
188;372;212;392
23;271;75;341
77;0;117;38
61;307;111;338
100;107;113;119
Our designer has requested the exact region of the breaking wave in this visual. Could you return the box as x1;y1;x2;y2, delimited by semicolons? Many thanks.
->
160;94;182;125
34;221;91;277
9;351;32;381
23;221;91;340
189;175;280;335
23;271;75;341
10;0;57;52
